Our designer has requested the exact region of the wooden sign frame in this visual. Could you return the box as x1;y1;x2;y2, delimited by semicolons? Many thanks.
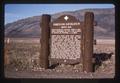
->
40;12;94;72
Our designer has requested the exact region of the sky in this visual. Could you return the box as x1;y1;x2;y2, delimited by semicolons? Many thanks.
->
5;4;114;25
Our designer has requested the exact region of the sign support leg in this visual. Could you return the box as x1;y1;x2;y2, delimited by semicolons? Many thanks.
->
83;12;94;72
40;14;51;69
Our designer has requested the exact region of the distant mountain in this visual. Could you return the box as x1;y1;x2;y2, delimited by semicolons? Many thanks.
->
5;8;115;39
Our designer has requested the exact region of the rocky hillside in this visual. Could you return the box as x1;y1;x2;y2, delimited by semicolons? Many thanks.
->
5;8;115;39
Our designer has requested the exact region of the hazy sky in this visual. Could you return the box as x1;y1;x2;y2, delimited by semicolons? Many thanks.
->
5;4;114;24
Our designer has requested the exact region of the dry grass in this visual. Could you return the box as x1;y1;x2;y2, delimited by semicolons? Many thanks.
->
4;38;115;74
5;42;40;70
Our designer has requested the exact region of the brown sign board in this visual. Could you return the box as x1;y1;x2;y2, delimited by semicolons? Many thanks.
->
40;12;94;72
50;15;82;64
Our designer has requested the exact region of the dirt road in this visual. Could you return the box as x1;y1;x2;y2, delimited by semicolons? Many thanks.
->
5;68;114;79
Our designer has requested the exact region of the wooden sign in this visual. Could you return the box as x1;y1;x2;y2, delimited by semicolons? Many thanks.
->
50;15;82;64
40;12;94;72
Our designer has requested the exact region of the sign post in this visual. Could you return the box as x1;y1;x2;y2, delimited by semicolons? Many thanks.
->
83;12;94;72
40;14;51;69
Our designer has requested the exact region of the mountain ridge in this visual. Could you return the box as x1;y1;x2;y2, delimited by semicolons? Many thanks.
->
5;8;115;39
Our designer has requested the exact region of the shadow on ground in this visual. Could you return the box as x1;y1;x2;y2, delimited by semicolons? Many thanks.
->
48;52;113;72
49;63;59;69
93;52;113;72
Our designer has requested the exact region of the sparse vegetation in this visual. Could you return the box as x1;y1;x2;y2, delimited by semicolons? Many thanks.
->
5;42;40;70
4;38;115;78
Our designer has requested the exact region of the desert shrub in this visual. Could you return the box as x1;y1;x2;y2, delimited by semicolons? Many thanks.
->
7;42;40;70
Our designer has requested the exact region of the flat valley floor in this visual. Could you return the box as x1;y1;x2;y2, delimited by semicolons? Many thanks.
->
4;38;115;79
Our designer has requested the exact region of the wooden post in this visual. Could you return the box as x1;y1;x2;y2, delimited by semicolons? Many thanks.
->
83;12;94;72
40;14;51;69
